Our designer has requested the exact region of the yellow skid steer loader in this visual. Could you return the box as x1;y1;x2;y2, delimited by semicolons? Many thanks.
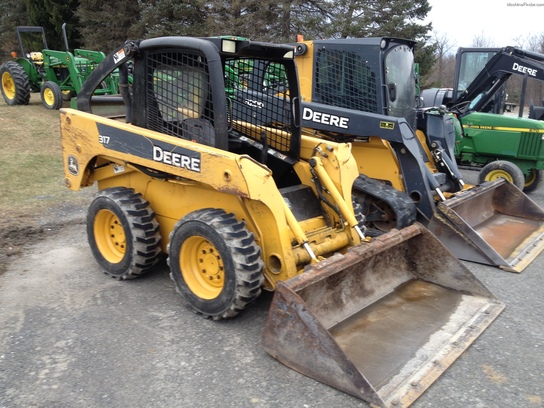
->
290;37;544;272
60;36;503;407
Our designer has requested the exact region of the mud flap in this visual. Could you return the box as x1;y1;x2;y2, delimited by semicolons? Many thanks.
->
428;179;544;272
261;223;504;407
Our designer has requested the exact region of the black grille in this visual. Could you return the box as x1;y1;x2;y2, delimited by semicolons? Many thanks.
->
228;58;295;156
314;48;377;113
146;51;215;146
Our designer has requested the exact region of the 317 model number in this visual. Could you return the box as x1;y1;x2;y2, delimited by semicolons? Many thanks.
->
98;135;110;144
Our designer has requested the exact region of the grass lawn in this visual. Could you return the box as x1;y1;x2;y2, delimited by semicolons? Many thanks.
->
0;94;95;270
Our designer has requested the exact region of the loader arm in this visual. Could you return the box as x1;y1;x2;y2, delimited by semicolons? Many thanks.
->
301;101;443;220
451;46;544;114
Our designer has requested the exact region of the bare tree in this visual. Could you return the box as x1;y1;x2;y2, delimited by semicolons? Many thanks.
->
433;30;456;87
471;31;496;47
527;33;544;54
423;30;456;88
500;33;544;110
512;34;527;48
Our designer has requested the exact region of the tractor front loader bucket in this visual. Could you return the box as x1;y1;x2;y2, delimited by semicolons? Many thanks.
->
428;178;544;272
261;223;504;408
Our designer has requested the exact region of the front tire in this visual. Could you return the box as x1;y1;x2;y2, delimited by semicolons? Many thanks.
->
87;187;162;280
168;208;264;320
40;81;63;110
0;62;30;105
478;160;525;190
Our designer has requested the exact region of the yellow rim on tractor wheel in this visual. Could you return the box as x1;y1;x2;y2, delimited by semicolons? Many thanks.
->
525;170;537;188
43;87;56;107
180;236;225;300
94;209;126;263
2;72;15;100
486;169;514;183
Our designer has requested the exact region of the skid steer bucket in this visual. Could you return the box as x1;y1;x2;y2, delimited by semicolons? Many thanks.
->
261;223;504;408
428;178;544;272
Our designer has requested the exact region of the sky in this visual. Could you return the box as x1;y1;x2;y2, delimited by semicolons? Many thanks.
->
425;0;544;51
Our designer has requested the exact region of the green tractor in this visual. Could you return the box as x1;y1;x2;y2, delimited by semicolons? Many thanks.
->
0;24;118;110
422;46;544;192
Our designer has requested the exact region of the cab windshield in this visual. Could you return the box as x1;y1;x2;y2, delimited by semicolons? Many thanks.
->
456;50;497;96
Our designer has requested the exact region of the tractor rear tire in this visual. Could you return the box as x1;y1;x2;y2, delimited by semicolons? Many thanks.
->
478;160;525;190
0;61;30;105
40;81;63;110
523;169;542;193
168;208;264;320
87;187;162;280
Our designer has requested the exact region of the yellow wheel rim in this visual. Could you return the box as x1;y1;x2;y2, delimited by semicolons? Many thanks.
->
525;170;537;187
486;169;513;183
94;209;126;263
43;87;56;107
180;236;224;300
2;72;16;100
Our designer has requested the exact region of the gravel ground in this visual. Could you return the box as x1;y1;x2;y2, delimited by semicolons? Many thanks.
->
0;170;543;408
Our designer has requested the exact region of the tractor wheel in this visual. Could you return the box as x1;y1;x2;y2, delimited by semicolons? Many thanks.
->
87;187;162;280
0;61;30;105
523;169;542;193
62;90;75;101
168;208;264;320
40;81;63;110
478;160;525;190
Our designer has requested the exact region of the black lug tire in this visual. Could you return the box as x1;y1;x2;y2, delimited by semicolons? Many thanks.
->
168;208;264;320
0;61;30;105
523;169;542;193
353;175;417;236
87;187;162;280
478;160;525;190
40;80;64;110
352;200;367;237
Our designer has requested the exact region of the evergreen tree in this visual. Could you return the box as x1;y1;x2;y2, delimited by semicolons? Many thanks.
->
0;0;27;59
25;0;81;50
76;0;142;51
2;0;438;77
323;0;431;41
205;0;285;41
322;0;434;76
203;0;332;43
134;0;208;39
415;41;437;81
285;0;332;42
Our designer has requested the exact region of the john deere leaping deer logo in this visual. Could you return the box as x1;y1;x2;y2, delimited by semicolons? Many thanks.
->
67;155;79;176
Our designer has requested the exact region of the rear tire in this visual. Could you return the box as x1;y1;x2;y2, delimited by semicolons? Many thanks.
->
0;62;30;105
478;160;525;190
87;187;162;280
40;81;63;110
523;169;542;193
168;208;264;320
